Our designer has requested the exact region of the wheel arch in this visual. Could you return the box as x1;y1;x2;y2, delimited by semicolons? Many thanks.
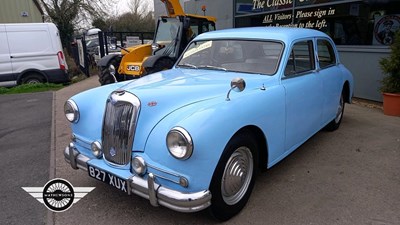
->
343;80;351;103
17;69;48;85
233;125;268;171
97;54;121;67
143;55;174;68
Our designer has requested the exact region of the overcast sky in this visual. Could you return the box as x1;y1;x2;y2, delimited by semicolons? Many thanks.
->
113;0;154;15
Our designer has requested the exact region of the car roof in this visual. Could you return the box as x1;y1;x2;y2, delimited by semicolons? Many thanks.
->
194;27;329;43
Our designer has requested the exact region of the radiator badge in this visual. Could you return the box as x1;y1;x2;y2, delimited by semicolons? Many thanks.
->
110;147;117;157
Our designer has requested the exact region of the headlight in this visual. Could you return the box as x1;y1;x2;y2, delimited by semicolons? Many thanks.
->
109;64;116;75
64;99;79;123
166;127;193;160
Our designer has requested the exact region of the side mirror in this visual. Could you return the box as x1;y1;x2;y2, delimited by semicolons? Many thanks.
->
231;77;246;92
226;78;246;101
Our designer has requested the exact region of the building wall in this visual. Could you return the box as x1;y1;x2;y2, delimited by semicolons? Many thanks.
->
153;0;396;102
183;0;233;29
338;46;390;101
0;0;43;23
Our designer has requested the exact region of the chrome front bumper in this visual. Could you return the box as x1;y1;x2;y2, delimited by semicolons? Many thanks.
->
64;143;212;213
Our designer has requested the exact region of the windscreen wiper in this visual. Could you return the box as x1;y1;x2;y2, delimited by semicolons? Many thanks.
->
177;63;198;69
198;65;227;71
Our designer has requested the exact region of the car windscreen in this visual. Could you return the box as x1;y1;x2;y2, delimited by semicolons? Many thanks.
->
177;40;283;75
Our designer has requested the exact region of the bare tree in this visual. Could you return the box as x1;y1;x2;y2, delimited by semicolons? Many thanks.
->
39;0;115;49
106;0;155;33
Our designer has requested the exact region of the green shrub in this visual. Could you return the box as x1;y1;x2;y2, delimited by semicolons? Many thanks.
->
380;30;400;93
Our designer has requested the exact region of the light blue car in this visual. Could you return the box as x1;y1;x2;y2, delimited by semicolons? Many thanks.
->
64;27;354;221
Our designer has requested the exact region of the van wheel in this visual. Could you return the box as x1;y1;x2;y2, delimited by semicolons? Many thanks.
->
22;73;45;84
209;132;258;221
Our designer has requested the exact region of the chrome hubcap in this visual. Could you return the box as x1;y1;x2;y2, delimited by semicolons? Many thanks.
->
221;146;253;205
27;80;40;84
335;95;344;123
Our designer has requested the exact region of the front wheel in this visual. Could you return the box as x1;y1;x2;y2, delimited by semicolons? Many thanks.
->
209;132;258;221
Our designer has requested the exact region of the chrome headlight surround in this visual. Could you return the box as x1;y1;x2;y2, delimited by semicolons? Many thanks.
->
166;127;193;160
64;99;79;123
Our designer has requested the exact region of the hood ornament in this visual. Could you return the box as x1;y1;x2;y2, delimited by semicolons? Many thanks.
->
147;101;158;107
226;77;246;101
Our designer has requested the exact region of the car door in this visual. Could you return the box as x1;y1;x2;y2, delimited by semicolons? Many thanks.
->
281;39;323;152
315;38;343;125
0;25;14;84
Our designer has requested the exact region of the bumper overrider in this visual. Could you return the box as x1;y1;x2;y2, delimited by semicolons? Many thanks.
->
64;143;212;213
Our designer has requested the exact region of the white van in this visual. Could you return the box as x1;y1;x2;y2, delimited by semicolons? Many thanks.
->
0;23;69;86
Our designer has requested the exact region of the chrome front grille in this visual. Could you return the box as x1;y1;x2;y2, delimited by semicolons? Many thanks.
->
102;90;140;166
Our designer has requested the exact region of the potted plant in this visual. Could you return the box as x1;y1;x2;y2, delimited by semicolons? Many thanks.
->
380;30;400;116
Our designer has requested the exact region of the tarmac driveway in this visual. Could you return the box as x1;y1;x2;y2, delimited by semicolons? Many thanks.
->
49;76;400;224
0;92;53;225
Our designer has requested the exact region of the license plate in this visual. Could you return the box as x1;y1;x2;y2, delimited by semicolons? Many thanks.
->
88;165;128;193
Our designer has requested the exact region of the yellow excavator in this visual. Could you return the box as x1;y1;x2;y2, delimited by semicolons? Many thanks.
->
97;0;216;85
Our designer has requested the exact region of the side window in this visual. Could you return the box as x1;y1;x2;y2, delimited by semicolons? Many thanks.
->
284;40;315;76
317;39;336;69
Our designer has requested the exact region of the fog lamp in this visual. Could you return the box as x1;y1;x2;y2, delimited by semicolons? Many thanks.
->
132;156;146;176
91;141;102;158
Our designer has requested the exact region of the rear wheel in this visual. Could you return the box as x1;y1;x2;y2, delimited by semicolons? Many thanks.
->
325;91;345;131
22;73;45;84
209;132;258;221
145;58;174;75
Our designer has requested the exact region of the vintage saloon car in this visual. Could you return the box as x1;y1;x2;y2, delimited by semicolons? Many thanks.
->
64;27;353;221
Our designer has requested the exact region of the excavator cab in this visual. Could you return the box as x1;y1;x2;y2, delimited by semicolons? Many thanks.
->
97;0;216;85
143;15;216;74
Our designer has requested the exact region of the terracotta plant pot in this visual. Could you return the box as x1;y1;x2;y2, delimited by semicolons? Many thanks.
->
382;92;400;116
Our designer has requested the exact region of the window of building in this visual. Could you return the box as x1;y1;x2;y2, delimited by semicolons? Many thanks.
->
234;0;400;46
